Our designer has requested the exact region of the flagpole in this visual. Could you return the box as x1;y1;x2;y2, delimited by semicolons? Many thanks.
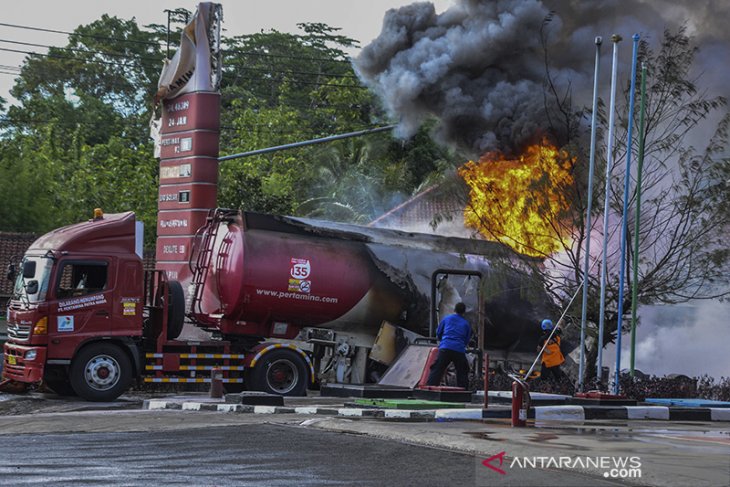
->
630;62;648;376
578;36;603;392
614;34;640;395
597;34;622;388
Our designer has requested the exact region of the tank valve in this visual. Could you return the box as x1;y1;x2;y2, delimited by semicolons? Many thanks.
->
335;341;352;383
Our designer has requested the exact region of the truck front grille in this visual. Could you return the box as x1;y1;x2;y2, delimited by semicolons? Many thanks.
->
6;323;31;341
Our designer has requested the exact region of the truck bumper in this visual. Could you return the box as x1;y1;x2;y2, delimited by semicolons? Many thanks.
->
3;342;46;384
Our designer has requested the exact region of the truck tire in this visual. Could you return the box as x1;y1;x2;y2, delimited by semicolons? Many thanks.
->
249;349;308;396
70;343;132;402
166;280;185;340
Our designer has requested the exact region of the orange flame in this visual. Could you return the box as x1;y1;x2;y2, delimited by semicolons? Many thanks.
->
458;141;575;257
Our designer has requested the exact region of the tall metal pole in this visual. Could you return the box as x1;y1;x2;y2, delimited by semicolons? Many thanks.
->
218;125;395;162
597;34;622;387
630;62;648;376
614;34;640;395
578;36;603;392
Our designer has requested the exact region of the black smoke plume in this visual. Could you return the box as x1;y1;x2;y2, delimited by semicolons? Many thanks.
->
354;0;730;157
355;0;555;156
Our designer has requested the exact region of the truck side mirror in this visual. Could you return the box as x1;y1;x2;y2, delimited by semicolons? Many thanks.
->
6;263;16;282
22;260;36;279
25;280;39;295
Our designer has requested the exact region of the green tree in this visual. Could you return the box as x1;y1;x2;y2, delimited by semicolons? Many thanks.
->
0;15;163;241
0;15;458;240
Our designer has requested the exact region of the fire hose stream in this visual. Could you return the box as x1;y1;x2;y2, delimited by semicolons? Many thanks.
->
522;277;583;382
521;215;623;386
509;278;586;427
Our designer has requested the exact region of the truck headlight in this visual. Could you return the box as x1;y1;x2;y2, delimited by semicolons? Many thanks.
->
25;350;37;361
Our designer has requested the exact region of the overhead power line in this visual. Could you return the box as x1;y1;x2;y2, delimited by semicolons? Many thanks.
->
222;48;352;65
227;64;359;80
0;38;162;64
0;21;162;48
0;22;358;64
0;21;359;66
0;42;363;87
0;40;361;84
0;46;157;70
233;76;368;90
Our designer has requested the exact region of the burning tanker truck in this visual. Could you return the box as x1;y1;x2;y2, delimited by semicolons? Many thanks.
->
3;208;554;401
190;209;555;374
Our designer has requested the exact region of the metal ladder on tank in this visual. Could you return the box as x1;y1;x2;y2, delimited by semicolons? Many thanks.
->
187;210;223;325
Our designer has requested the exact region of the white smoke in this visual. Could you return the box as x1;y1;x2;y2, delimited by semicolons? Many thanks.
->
604;300;730;378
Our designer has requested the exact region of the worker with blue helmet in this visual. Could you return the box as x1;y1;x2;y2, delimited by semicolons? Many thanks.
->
538;318;565;385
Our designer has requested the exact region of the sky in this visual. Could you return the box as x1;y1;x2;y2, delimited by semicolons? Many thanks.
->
0;0;453;102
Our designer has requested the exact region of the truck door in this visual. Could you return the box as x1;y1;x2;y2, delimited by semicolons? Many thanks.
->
111;257;144;338
48;259;114;359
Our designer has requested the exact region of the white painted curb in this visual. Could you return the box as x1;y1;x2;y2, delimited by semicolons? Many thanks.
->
253;405;277;414
294;407;319;414
435;408;483;420
710;408;730;421
384;410;415;418
626;406;669;420
217;404;242;412
338;408;365;417
146;400;169;410
534;406;585;421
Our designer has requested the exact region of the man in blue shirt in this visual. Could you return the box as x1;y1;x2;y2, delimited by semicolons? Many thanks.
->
426;302;472;389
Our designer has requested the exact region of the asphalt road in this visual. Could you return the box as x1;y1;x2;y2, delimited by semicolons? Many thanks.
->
0;393;728;487
0;411;625;487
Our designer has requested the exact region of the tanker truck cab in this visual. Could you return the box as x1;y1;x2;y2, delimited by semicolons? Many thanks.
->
3;210;145;401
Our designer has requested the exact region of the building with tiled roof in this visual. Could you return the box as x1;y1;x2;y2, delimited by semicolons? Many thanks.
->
369;179;475;239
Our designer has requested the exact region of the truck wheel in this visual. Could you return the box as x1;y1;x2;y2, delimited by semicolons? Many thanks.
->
70;343;132;402
250;349;308;396
166;280;185;340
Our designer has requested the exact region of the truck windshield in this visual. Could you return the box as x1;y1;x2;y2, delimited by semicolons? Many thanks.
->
13;255;54;304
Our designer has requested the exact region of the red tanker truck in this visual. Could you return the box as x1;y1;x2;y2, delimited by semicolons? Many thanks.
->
2;208;553;401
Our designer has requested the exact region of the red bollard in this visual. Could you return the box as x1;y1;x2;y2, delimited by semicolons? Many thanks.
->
210;366;223;399
511;380;529;427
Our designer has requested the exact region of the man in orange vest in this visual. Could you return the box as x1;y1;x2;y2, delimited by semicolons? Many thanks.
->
538;319;565;383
